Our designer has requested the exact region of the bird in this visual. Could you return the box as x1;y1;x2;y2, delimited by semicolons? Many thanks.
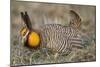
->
20;10;84;55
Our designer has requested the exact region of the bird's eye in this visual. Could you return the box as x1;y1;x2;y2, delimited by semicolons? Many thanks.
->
22;31;26;36
20;27;28;36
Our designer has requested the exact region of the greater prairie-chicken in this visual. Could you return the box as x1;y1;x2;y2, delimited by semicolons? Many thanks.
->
20;10;84;55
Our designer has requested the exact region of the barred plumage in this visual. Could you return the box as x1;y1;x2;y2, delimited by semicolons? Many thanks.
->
20;11;83;55
40;24;83;54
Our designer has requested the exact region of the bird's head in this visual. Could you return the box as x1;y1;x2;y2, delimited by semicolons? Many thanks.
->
20;11;40;48
20;26;29;45
20;26;40;48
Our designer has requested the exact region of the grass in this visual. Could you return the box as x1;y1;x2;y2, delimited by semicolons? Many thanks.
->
11;34;96;66
10;1;96;66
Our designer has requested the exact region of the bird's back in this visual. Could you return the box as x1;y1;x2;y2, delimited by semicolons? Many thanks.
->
40;24;83;54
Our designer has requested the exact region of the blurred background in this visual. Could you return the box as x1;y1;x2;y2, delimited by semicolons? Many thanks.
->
11;0;96;66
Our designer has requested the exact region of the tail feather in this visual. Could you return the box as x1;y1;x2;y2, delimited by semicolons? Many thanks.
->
69;10;81;29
